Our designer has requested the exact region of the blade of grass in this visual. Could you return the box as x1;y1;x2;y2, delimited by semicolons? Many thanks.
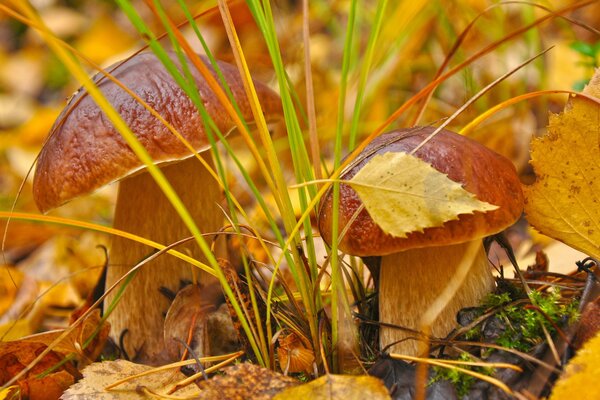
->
0;211;213;274
244;0;324;365
129;0;272;365
302;0;321;182
347;0;389;151
217;0;316;365
328;0;359;370
390;353;516;396
460;89;600;135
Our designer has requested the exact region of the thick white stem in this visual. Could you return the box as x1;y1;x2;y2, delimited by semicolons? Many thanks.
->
379;240;494;355
106;154;223;364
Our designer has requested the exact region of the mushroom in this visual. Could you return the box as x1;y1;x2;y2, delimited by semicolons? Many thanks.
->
33;52;282;364
318;126;523;355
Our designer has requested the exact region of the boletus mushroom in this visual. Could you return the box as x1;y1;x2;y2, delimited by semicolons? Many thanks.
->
318;126;523;355
33;52;282;364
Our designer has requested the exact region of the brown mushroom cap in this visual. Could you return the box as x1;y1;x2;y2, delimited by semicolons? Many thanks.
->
33;52;282;213
318;126;524;256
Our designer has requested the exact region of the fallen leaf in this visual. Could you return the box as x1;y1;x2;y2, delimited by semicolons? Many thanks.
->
550;330;600;400
277;332;315;374
349;152;497;238
21;309;109;368
524;71;600;260
163;284;213;361
195;363;298;399
61;360;198;399
274;374;390;400
0;341;80;400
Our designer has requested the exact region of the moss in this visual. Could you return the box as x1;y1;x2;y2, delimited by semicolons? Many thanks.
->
436;286;580;395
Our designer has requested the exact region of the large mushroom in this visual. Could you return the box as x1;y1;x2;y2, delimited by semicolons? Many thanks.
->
318;126;523;355
33;52;282;364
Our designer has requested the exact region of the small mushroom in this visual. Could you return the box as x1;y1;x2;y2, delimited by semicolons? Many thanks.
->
318;126;523;355
33;52;282;364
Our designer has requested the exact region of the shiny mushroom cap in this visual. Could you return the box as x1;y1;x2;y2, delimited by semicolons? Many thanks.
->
33;52;282;213
318;126;524;257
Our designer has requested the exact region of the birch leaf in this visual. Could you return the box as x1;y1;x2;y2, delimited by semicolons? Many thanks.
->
348;152;498;238
524;71;600;259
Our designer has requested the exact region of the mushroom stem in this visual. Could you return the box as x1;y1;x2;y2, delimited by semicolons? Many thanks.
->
106;154;224;365
379;240;494;355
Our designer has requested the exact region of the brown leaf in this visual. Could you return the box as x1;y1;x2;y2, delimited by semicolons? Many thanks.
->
20;309;109;368
277;332;315;374
573;294;600;350
163;283;236;361
61;359;199;399
195;363;298;399
0;341;79;400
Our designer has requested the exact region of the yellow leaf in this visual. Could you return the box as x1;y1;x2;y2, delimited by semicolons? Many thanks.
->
274;374;390;400
524;71;600;259
349;152;498;238
550;330;600;400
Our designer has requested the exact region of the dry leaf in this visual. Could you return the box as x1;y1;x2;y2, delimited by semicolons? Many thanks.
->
163;284;209;361
21;309;109;368
195;363;298;399
277;332;315;374
349;152;497;238
61;360;198;399
274;374;390;400
524;70;600;260
550;330;600;400
0;341;80;400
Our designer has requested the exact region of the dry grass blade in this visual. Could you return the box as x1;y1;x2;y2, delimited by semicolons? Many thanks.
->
0;233;207;389
104;351;244;390
167;352;246;394
409;46;552;155
378;0;596;138
442;340;562;374
412;0;600;126
142;0;281;207
390;353;516;396
302;0;321;182
461;90;600;135
0;212;214;275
